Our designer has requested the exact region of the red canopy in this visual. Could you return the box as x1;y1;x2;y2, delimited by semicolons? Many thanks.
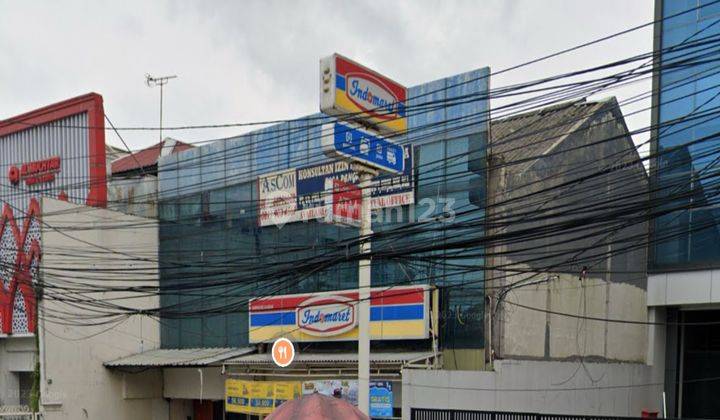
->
266;393;369;420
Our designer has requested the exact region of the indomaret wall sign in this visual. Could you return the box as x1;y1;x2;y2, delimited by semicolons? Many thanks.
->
320;53;407;134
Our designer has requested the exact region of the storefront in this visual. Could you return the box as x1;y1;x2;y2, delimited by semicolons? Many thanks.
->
220;285;439;418
223;352;436;419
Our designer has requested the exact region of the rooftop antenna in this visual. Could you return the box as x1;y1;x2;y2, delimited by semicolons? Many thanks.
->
145;74;177;144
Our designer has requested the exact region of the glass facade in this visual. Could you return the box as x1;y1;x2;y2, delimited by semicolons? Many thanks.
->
652;0;720;269
157;68;489;349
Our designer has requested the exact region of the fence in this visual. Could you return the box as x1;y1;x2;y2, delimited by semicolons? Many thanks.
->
410;409;662;420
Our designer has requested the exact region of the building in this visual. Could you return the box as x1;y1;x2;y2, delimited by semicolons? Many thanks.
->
404;98;655;416
0;94;166;419
101;58;655;419
649;1;720;418
108;138;194;219
102;62;491;420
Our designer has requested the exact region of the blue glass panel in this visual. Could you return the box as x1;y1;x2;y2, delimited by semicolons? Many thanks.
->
408;79;446;144
177;148;202;195
201;141;226;191
225;135;254;185
158;153;179;200
288;118;308;167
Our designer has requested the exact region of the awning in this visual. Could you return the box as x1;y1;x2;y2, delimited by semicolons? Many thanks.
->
223;351;437;378
104;347;254;368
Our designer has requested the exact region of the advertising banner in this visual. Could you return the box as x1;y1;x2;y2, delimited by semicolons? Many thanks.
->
369;381;394;418
249;285;430;343
258;146;413;227
302;380;358;406
324;178;361;227
320;53;407;134
225;379;301;415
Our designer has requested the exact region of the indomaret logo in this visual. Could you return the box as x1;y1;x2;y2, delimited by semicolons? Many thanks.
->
346;72;404;120
296;295;357;337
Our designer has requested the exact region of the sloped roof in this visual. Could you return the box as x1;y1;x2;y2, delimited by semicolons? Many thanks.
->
111;138;193;175
489;98;614;170
104;347;253;368
224;351;434;366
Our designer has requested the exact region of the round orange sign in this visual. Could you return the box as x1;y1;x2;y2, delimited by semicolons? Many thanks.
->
271;337;295;368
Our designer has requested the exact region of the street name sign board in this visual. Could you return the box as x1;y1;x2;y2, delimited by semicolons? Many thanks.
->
322;121;404;175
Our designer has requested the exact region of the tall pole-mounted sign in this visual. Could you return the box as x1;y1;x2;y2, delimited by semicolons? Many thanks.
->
319;53;408;417
320;53;407;134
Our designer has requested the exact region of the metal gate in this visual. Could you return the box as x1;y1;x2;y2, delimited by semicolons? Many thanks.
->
410;409;662;420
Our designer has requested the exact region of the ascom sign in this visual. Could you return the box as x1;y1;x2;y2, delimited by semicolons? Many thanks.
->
320;53;407;134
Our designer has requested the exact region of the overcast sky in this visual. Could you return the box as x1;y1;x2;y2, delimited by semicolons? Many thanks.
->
0;1;653;152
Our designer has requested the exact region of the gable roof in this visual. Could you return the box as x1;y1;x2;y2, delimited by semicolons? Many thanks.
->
489;98;618;172
111;138;193;175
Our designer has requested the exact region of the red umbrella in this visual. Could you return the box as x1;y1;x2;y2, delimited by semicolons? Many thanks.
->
266;393;369;420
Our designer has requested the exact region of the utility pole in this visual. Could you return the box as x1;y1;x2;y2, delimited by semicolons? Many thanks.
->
356;169;375;416
145;74;177;143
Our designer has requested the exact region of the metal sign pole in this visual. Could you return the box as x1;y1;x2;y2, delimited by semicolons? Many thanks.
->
357;170;373;416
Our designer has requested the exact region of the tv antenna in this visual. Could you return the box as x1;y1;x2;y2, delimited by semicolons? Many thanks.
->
145;74;177;143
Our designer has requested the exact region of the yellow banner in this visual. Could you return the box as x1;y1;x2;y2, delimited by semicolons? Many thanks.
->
225;379;301;415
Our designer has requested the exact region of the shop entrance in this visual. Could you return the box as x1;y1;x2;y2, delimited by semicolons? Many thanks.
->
680;310;720;418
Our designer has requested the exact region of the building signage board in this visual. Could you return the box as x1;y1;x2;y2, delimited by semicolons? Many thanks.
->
320;53;407;134
369;381;394;418
303;380;359;406
225;379;301;415
257;146;413;227
324;178;361;227
248;285;430;343
257;169;298;226
322;122;404;174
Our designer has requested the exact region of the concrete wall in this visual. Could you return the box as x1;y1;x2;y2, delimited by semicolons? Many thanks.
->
402;306;668;419
648;270;720;306
402;359;663;419
0;336;35;407
39;198;167;420
488;100;650;363
108;176;158;219
164;367;225;400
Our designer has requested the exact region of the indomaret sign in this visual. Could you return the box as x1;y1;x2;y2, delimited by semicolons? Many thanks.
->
248;285;430;343
320;53;407;134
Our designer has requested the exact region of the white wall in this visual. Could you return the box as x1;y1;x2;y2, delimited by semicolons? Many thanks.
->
648;270;720;306
39;198;167;420
403;361;662;419
164;367;225;400
403;315;668;419
0;336;35;406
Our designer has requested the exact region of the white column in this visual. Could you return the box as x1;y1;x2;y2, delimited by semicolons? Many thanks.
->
357;171;373;416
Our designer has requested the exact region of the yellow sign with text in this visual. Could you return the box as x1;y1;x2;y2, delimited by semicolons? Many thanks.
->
225;379;301;415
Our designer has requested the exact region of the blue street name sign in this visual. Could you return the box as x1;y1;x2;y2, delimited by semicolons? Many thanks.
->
322;121;405;175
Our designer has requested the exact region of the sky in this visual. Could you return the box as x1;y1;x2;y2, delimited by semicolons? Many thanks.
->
0;1;654;153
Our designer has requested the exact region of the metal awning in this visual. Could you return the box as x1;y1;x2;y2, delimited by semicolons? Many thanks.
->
104;347;254;368
223;351;437;378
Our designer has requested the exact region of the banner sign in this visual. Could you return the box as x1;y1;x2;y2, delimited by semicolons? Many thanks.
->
303;380;358;406
258;146;413;227
225;379;301;415
370;381;394;418
320;53;407;134
249;285;430;343
322;122;404;174
324;178;361;227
